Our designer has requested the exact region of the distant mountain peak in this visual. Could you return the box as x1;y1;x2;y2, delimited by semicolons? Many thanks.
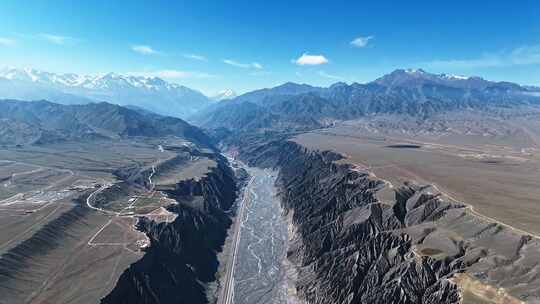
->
279;81;316;88
211;89;237;101
405;68;427;74
440;73;470;80
393;68;476;81
330;82;348;88
373;68;499;90
271;82;322;94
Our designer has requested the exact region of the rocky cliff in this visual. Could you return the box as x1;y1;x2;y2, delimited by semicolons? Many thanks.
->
101;158;237;304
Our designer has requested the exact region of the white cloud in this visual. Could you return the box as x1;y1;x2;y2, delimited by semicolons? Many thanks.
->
38;33;73;45
350;35;374;48
0;37;15;46
12;32;78;45
510;45;540;65
132;45;159;55
422;45;540;69
223;59;263;69
131;69;218;79
318;70;344;80
294;53;329;65
183;54;207;61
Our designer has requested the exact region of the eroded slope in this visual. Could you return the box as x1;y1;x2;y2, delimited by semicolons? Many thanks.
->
230;138;540;304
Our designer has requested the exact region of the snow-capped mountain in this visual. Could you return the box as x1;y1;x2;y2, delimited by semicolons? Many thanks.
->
373;68;529;93
211;89;237;101
372;68;511;90
0;67;214;118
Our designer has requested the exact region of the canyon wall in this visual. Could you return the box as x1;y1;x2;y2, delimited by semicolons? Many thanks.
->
234;140;475;304
102;158;237;304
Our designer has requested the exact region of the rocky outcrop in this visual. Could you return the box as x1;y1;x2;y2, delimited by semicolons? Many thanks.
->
234;140;474;304
101;158;237;304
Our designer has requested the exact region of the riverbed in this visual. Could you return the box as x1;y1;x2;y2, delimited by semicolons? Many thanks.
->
232;167;292;304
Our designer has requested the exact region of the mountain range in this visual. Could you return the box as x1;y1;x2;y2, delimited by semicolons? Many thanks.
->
3;67;540;133
192;69;540;130
0;99;211;146
0;67;213;118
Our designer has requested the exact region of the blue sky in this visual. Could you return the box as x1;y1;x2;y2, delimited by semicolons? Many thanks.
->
0;0;539;95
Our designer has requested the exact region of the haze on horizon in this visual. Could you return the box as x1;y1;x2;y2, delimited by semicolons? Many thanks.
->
0;0;539;95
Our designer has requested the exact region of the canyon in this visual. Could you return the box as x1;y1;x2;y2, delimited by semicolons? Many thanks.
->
3;68;540;304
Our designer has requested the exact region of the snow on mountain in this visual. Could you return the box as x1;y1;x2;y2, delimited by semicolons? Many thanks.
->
404;68;427;75
373;68;500;90
403;69;469;81
211;89;237;101
441;73;469;80
0;67;89;87
0;67;214;118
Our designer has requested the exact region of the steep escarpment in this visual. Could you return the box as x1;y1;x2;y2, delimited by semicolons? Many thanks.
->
233;140;475;304
102;158;237;304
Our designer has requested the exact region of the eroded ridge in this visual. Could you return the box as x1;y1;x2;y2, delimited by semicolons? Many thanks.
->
232;139;540;304
102;157;238;304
